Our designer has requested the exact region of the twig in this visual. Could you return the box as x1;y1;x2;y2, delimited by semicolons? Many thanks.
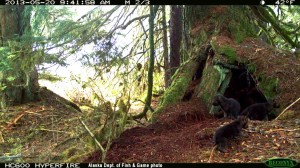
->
266;128;300;133
133;119;146;126
25;111;43;115
35;128;68;133
275;97;300;120
244;144;262;150
133;99;154;112
0;131;4;143
78;117;104;153
121;14;150;30
5;112;25;130
208;146;217;163
244;129;259;133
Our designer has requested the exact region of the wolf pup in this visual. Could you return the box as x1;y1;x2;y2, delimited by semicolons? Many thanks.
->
241;101;276;120
213;115;248;152
212;94;241;119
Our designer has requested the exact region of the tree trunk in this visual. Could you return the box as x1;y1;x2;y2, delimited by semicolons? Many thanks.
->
0;6;40;107
162;5;170;88
132;5;156;120
169;5;182;78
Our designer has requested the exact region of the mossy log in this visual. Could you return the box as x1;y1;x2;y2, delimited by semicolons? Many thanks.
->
151;56;199;121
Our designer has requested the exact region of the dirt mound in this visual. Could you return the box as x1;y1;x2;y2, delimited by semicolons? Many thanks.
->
85;98;217;163
213;35;300;113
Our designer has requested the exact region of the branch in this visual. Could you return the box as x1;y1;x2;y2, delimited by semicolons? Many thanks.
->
249;6;298;48
254;19;275;46
132;6;155;120
133;99;155;112
0;131;4;143
275;97;300;120
121;14;150;30
78;117;105;152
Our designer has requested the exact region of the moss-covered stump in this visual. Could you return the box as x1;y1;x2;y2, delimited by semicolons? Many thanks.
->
154;5;300;121
151;56;199;121
185;6;258;115
195;37;237;115
196;35;300;116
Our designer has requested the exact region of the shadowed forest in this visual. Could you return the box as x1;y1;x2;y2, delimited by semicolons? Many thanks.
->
0;5;299;163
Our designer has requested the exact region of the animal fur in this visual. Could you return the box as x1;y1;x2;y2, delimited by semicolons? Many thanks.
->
213;115;248;153
241;101;275;121
212;94;241;119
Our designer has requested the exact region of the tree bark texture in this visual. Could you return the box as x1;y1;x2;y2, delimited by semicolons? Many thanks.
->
169;5;182;78
162;6;170;88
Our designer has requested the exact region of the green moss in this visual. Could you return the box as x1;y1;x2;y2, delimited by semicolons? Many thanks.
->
151;76;190;122
180;49;190;62
258;75;279;99
210;38;217;50
160;75;190;107
219;46;237;63
152;58;198;122
65;152;89;162
193;30;208;46
227;6;257;43
218;70;232;94
52;146;87;162
80;105;94;112
232;27;245;43
199;30;208;43
196;64;221;106
214;65;231;86
247;63;257;73
228;20;255;44
195;52;233;116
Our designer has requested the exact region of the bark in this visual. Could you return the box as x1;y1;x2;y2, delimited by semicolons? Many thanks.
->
169;5;183;78
162;6;170;88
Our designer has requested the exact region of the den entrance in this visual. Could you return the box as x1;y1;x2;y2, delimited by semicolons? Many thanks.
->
215;63;276;120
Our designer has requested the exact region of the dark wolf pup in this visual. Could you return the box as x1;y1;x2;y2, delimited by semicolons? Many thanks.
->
241;101;276;121
212;94;241;119
208;116;248;162
213;115;248;152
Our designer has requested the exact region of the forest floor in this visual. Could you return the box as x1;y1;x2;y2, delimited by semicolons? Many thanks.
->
85;97;300;163
0;88;113;162
0;87;300;163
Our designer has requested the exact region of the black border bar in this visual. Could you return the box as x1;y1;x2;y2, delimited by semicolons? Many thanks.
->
2;163;300;168
0;163;273;168
2;0;299;5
